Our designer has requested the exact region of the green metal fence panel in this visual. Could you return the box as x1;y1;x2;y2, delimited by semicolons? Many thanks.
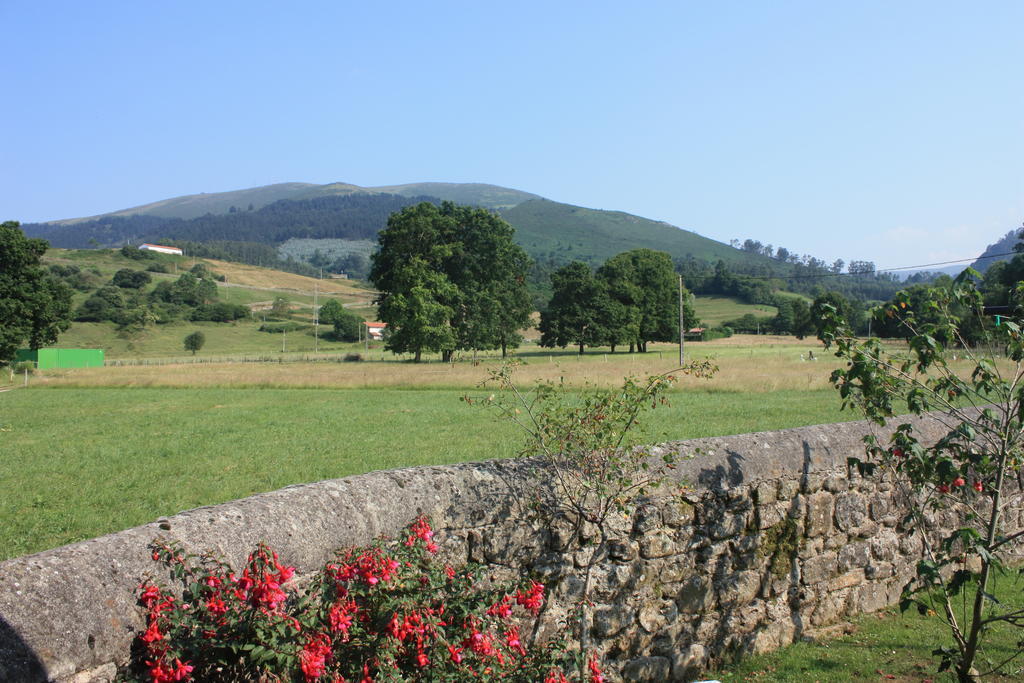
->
15;349;104;369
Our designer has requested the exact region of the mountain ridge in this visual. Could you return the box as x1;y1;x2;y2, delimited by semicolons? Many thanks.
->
47;181;542;225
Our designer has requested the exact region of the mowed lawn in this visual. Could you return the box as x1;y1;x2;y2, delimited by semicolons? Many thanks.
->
0;383;849;560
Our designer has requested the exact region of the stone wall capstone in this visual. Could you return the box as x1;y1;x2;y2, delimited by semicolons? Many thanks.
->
0;414;960;681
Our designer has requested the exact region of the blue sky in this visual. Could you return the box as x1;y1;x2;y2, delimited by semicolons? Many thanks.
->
2;1;1021;267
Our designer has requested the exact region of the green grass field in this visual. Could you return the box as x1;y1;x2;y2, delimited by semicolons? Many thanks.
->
0;384;849;560
694;295;778;327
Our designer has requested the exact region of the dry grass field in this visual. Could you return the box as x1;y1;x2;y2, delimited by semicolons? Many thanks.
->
17;336;839;392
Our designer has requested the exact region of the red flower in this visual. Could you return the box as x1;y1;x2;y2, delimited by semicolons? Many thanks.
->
141;620;163;644
486;596;513;619
206;597;227;616
448;645;464;664
545;670;569;683
171;659;193;681
505;626;525;655
891;448;903;458
140;584;162;609
515;581;545;615
974;481;984;492
588;653;605;683
300;634;331;682
952;477;965;487
938;484;951;494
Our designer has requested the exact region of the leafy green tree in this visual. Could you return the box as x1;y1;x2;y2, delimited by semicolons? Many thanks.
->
76;286;129;322
376;257;457;362
0;221;73;363
370;202;530;361
183;330;205;355
599;249;696;352
318;299;362;342
111;268;152;289
818;273;1024;681
539;261;610;354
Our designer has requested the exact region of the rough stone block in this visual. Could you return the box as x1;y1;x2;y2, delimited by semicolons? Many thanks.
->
661;500;694;527
708;513;748;540
837;541;870;572
622;656;671;682
829;569;865;591
834;492;869;533
670;643;706;682
676;575;716;613
802;551;838;584
593;605;634;638
633;505;662;534
608;538;636;563
755;480;779;505
823;475;849;492
806;491;834;537
639;600;678;633
717;569;761;605
640;532;678;559
871;535;898;561
778;478;801;500
756;502;786;530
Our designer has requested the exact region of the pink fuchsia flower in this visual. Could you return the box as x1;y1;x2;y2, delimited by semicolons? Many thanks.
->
953;477;966;487
974;481;984;492
171;659;193;681
588;653;605;683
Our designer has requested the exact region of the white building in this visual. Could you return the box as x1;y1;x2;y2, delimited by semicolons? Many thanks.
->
138;243;183;256
364;322;387;341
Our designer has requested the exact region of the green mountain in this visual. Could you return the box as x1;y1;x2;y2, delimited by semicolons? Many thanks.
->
28;180;778;274
968;229;1022;274
500;199;766;268
49;182;539;225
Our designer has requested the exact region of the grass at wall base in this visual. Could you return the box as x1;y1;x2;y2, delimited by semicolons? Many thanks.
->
817;272;1024;682
710;578;1024;681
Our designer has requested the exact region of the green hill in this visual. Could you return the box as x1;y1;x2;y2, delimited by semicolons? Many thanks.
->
500;199;772;268
27;180;783;278
47;181;539;225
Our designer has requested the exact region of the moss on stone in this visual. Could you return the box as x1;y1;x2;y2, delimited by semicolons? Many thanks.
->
758;517;801;579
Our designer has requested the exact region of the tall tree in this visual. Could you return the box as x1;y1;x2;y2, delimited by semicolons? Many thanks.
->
0;221;73;364
600;249;696;352
376;257;457;362
370;202;531;361
538;261;610;354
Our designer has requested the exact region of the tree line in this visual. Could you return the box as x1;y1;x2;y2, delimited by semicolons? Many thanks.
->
539;250;698;354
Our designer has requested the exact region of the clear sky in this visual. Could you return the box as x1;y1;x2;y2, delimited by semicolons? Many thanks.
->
2;1;1021;268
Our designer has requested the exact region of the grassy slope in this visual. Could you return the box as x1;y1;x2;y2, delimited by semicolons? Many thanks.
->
694;295;778;327
52;182;321;224
500;198;776;268
41;249;377;358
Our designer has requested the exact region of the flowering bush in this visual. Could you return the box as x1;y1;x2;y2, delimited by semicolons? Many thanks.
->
818;274;1024;681
128;517;585;682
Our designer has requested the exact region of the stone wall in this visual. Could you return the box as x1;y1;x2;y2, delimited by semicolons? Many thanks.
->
0;414;960;681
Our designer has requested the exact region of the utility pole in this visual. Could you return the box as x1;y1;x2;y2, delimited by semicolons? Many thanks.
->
678;275;685;365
